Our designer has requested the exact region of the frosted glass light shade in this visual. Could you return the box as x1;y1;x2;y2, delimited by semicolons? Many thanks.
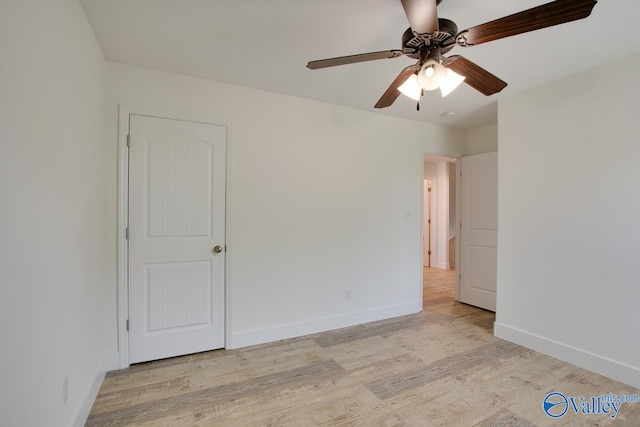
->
418;59;446;91
440;68;466;97
398;74;421;101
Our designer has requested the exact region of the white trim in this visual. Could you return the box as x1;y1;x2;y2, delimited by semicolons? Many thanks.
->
434;262;450;270
117;105;129;368
418;148;424;311
229;301;422;349
495;322;640;389
454;157;461;301
116;104;231;369
71;364;105;427
224;123;233;350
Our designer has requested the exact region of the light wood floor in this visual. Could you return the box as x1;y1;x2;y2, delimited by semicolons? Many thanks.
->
88;268;640;426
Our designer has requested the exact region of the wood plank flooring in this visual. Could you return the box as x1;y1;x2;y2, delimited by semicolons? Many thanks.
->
88;268;640;426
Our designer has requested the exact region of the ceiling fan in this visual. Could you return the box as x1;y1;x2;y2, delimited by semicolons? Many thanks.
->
307;0;597;109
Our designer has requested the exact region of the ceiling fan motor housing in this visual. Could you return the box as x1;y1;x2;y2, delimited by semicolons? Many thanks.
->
402;18;458;59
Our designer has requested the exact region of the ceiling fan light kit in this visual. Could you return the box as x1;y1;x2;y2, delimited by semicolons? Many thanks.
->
399;56;466;100
440;68;466;97
398;74;421;101
418;59;447;91
306;0;598;110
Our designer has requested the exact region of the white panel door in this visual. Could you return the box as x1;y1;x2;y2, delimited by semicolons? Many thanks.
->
128;114;226;364
459;152;498;312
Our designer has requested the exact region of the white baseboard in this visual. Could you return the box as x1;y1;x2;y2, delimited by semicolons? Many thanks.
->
495;322;640;389
228;301;422;349
72;363;106;427
434;262;450;270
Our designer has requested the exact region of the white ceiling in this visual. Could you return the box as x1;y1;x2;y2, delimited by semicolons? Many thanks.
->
80;0;640;130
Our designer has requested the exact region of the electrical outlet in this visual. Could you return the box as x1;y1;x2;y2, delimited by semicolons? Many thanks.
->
345;289;352;301
63;377;69;404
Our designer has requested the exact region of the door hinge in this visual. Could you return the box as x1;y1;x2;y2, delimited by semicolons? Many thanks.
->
428;219;431;224
125;227;129;240
126;133;130;147
126;319;129;331
427;187;431;192
428;251;432;255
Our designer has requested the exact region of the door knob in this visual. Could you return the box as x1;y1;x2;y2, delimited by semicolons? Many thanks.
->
212;245;223;254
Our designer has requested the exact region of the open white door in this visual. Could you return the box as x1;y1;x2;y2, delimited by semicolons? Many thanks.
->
459;152;498;312
128;115;226;364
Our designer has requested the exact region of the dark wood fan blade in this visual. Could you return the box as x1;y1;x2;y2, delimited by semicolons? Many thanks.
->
401;0;439;35
307;50;403;69
374;65;420;109
444;55;507;96
456;0;597;46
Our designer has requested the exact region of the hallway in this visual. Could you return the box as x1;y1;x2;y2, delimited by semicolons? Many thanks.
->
422;266;495;334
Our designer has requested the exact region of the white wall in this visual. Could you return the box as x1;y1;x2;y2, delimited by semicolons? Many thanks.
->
435;161;450;270
104;63;465;353
0;1;107;426
448;162;456;236
466;124;498;155
496;52;640;388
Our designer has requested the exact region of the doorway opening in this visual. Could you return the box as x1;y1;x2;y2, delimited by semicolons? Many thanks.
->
422;154;457;308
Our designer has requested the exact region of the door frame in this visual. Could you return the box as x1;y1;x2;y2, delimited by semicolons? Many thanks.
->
423;178;437;268
116;104;231;368
455;158;461;301
421;153;460;306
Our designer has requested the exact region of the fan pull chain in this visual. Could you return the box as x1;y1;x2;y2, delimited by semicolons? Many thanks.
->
416;101;420;111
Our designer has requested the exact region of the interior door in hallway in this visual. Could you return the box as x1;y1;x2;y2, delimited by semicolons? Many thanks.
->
128;114;226;363
459;151;497;312
423;180;433;267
